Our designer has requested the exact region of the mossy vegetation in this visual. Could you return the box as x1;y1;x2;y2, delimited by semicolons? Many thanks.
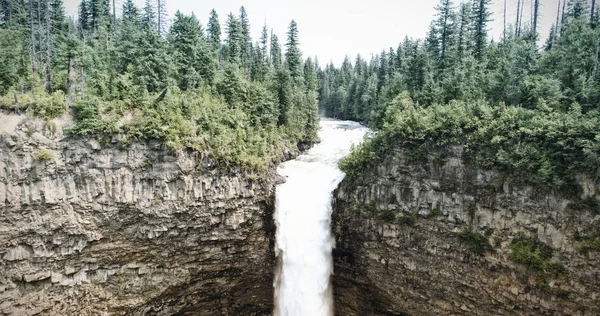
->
396;213;418;226
567;197;600;215
457;227;492;255
33;150;53;161
574;231;600;256
430;208;443;217
509;237;566;291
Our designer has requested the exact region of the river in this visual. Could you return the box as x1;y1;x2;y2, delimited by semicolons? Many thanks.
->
273;119;369;316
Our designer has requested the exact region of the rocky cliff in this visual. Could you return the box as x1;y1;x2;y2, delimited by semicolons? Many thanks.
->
332;145;600;316
0;115;284;315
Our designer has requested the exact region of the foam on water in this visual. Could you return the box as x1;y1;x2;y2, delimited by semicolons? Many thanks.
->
274;119;369;316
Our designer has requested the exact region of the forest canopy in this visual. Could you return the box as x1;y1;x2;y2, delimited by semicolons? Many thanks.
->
333;0;600;190
0;0;319;171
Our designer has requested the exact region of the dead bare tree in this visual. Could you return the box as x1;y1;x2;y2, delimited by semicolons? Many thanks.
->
44;0;51;92
29;0;37;73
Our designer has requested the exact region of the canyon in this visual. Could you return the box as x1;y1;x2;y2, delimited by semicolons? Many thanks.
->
2;116;599;316
332;144;600;315
0;116;286;315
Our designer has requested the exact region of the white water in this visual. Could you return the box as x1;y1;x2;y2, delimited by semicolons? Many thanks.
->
273;119;369;316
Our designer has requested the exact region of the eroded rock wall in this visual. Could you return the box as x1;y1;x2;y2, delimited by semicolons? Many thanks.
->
0;119;279;315
332;145;600;316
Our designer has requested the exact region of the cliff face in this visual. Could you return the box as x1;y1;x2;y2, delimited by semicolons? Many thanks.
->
0;117;280;315
332;145;600;316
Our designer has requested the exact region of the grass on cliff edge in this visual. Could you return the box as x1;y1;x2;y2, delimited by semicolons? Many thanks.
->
339;98;600;192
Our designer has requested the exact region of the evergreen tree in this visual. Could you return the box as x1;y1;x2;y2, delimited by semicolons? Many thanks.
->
226;13;243;64
271;33;282;67
207;9;221;51
260;24;268;61
471;0;492;60
239;6;251;67
285;20;302;79
169;11;214;89
434;0;455;72
456;3;472;58
142;0;156;32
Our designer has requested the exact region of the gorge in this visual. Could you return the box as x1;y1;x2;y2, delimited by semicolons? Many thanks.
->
2;0;600;314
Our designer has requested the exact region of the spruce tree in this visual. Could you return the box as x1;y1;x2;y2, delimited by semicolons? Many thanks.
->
207;9;221;51
471;0;492;60
239;6;251;67
434;0;455;72
271;33;282;67
260;24;268;61
285;20;302;79
226;13;243;64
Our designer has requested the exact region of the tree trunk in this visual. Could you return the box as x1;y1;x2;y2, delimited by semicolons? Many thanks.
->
67;56;76;106
533;0;539;41
44;0;51;93
561;0;567;35
29;0;37;73
112;0;116;31
37;0;43;62
592;0;597;25
592;36;600;79
552;0;561;49
157;0;162;34
7;0;12;24
516;0;522;36
503;0;507;40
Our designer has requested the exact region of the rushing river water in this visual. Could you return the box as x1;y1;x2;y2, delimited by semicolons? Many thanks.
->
273;119;369;316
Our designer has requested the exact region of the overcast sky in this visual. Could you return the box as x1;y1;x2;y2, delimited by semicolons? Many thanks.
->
64;0;563;66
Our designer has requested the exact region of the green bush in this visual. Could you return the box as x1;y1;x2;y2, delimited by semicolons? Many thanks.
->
33;150;53;161
340;99;600;191
396;213;418;226
509;237;565;276
458;228;492;255
567;197;600;215
431;208;443;216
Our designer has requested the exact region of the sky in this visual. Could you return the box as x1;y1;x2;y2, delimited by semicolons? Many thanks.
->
64;0;564;66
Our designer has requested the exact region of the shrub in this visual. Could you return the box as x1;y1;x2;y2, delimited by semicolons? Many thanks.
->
396;213;417;226
458;228;492;255
340;101;600;192
509;237;565;276
33;150;53;161
567;197;600;215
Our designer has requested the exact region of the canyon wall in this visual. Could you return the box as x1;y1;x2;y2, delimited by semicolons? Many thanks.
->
0;117;280;315
332;145;600;316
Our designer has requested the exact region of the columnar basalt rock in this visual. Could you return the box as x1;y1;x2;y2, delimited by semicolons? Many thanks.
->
0;119;281;315
332;145;600;316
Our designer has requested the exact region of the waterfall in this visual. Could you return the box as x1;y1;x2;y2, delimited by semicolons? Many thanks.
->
273;119;369;316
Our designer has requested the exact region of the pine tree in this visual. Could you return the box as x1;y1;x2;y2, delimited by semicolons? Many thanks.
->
434;0;455;72
157;0;167;35
142;0;156;32
78;0;91;33
207;9;221;51
169;11;214;89
457;3;471;58
271;32;282;67
471;0;492;60
44;0;51;92
239;6;251;67
122;0;139;25
285;20;302;79
260;24;268;61
50;0;67;34
226;13;243;64
533;0;540;41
